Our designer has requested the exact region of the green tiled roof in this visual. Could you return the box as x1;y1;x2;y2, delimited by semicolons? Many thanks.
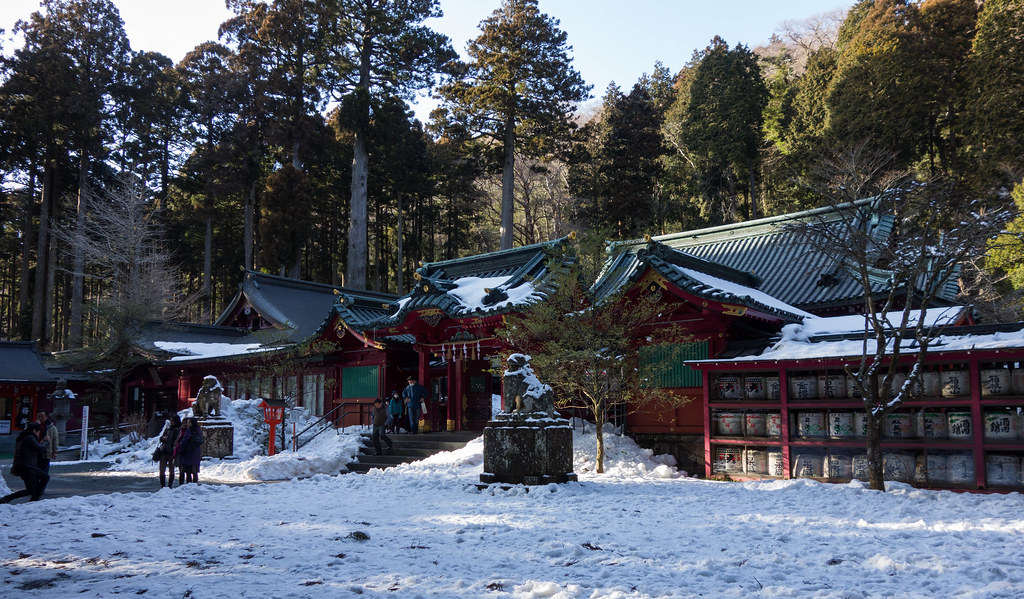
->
373;237;576;326
598;198;950;313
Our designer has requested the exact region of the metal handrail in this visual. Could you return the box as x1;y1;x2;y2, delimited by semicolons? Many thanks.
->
293;401;372;450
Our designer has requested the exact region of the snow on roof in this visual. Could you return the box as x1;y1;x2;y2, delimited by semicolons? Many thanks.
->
787;307;967;341
449;275;541;313
671;264;815;319
723;307;1023;363
154;341;271;362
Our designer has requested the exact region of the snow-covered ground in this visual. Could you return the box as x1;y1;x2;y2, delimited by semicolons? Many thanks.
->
3;399;1024;598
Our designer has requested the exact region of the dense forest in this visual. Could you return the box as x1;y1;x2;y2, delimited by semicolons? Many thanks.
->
0;0;1022;351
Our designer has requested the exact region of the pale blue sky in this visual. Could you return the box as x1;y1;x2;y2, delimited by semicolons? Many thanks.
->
2;0;854;121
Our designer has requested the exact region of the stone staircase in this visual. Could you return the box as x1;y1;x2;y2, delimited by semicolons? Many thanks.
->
344;430;481;473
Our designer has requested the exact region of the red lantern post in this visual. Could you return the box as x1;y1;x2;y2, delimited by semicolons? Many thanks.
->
260;399;287;456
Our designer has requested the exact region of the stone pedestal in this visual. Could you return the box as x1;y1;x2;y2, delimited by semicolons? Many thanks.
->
480;416;577;485
198;418;234;458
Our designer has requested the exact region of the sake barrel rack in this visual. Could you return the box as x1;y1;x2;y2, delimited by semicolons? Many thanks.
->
691;353;1024;492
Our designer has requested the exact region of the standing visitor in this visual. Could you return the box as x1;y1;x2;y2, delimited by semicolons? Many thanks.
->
174;418;204;485
36;411;59;472
388;390;404;433
370;398;393;456
1;422;50;503
157;414;182;488
402;376;427;434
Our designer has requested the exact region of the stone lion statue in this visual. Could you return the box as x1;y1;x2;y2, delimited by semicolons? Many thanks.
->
502;354;556;418
192;375;223;419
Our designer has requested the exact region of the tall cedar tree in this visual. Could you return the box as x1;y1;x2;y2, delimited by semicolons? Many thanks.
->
665;37;767;225
326;0;456;290
792;147;1014;491
826;0;931;171
962;0;1024;184
435;0;590;250
497;234;689;474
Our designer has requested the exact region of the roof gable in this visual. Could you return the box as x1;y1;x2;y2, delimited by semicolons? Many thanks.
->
0;341;57;383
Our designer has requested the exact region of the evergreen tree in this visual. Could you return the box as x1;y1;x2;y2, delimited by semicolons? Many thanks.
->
324;0;456;290
826;0;930;169
665;37;767;225
435;0;590;250
962;0;1024;185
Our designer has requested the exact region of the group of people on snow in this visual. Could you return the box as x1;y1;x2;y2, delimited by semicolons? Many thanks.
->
370;376;430;456
154;414;204;487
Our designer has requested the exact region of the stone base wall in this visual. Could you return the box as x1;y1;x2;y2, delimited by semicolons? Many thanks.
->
481;418;576;485
199;419;234;459
628;433;705;476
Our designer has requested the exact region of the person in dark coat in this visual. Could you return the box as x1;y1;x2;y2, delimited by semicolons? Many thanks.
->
370;398;393;456
173;418;203;485
402;376;427;434
387;391;404;433
157;414;182;488
1;422;50;503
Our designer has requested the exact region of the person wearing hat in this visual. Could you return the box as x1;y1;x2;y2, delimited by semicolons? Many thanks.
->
370;398;393;456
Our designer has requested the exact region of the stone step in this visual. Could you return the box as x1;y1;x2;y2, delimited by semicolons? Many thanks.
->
344;431;480;474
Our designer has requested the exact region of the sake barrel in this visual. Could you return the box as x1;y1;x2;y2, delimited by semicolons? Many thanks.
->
716;375;743;399
941;370;969;397
765;412;783;437
744;375;767;400
767;450;785;477
983;410;1017;440
716;412;744;436
846;375;862;399
827;411;855;439
744;411;767;437
825;454;853;480
884;413;914;439
714;447;743;473
946;453;975;484
796;411;826;437
766;377;781;400
817;374;847;399
919;371;942;397
744;448;768;474
924;454;948;483
920;411;948;439
981;369;1011;397
947;412;973;440
853;412;869;437
985;455;1020;487
1013;369;1024;395
793;453;823;478
789;376;817;400
852;454;870;480
883;452;914;482
890;372;909;396
914;454;929;484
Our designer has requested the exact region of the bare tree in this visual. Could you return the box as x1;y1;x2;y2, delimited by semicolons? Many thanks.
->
791;146;1015;491
53;176;191;441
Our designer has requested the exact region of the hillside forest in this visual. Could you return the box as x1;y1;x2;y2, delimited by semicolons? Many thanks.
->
0;0;1022;351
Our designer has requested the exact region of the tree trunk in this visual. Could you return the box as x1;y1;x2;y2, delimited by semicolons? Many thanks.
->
31;162;53;341
244;182;255;271
69;161;89;348
203;215;213;322
500;115;516;250
347;130;369;289
17;166;37;339
866;412;885;491
396;195;404;293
